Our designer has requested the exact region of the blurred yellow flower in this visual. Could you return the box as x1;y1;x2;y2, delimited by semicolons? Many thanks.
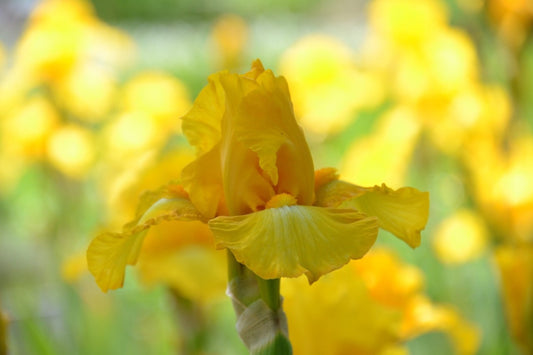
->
121;71;191;132
87;60;429;292
283;264;402;355
283;248;480;355
54;63;118;121
341;105;421;187
210;14;249;70
494;244;533;353
355;250;480;355
280;35;384;136
369;0;447;47
393;28;478;104
137;220;226;302
463;129;533;242
2;95;59;159
46;125;95;178
432;209;489;264
102;150;195;228
15;0;133;82
104;111;160;160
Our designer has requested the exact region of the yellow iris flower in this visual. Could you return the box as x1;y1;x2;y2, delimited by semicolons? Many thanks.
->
87;60;429;291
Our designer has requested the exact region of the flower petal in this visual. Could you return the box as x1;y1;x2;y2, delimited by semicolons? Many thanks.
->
181;75;224;156
209;206;378;282
181;144;225;218
339;184;429;248
232;71;315;205
87;191;203;292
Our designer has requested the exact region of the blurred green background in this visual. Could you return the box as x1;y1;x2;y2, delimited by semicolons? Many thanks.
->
0;0;532;354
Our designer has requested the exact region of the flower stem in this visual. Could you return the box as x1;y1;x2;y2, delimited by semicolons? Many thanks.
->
226;251;292;355
169;289;206;355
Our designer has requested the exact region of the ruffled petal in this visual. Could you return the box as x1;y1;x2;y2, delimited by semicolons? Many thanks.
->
231;70;315;205
87;187;203;292
209;206;379;283
339;184;429;248
181;74;224;156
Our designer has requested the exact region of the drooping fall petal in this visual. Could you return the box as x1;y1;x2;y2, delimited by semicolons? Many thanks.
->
87;185;203;292
209;205;379;282
315;171;429;248
341;184;429;248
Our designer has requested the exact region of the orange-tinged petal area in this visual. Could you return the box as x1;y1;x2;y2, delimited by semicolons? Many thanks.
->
315;172;429;248
87;184;203;292
209;205;378;282
282;264;402;355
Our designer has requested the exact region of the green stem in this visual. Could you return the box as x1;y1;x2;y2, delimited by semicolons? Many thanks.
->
257;278;280;311
226;251;292;355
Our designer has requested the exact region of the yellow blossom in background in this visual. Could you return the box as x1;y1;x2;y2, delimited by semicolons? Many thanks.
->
392;28;478;105
355;250;480;355
101;72;192;165
282;264;402;355
46;125;95;178
54;63;118;122
341;106;421;187
1;95;59;160
137;220;226;303
402;296;480;355
87;60;429;292
15;0;133;83
432;209;489;264
283;248;480;355
121;71;192;133
280;35;384;136
369;0;447;48
210;14;249;70
463;129;533;242
103;111;160;161
428;84;511;154
494;244;533;353
102;149;194;229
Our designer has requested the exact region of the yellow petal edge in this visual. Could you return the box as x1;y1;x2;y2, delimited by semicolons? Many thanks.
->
87;185;203;292
209;205;379;283
315;170;429;248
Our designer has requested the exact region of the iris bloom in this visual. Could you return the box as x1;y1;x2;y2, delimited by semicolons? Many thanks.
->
87;60;429;291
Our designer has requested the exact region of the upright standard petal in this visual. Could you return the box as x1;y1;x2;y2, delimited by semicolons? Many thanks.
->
87;184;203;292
181;74;224;156
215;62;315;214
209;205;379;283
181;144;226;219
315;170;429;248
